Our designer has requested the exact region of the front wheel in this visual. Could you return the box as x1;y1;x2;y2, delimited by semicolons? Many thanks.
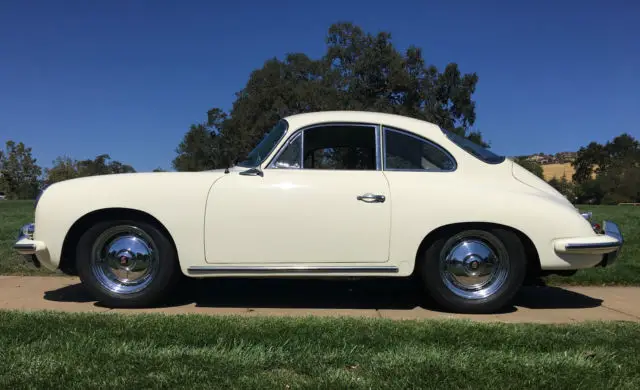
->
75;219;180;308
419;227;526;314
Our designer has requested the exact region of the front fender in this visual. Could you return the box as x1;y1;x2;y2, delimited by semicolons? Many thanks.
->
33;171;226;272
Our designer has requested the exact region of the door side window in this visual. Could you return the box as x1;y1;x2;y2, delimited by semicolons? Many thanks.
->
269;124;379;170
272;133;302;169
303;125;377;170
384;127;456;171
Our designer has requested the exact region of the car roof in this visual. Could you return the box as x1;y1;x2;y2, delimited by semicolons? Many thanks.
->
282;110;445;139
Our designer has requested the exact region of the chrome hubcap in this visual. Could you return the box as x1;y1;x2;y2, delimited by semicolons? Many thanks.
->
90;225;158;294
439;234;509;300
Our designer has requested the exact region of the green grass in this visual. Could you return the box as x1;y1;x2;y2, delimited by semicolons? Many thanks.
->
0;311;638;389
1;200;638;284
0;200;54;275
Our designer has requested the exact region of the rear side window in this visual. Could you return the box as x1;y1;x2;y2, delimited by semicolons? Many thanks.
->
383;127;456;171
443;129;505;164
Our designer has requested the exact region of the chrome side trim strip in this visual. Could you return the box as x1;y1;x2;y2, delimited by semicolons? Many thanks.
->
187;265;399;274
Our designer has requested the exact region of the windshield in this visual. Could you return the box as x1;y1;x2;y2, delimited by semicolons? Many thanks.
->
443;129;505;164
236;120;289;168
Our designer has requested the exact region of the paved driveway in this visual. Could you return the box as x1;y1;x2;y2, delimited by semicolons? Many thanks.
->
1;275;638;323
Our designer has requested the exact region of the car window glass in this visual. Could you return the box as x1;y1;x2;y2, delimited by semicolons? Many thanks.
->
272;133;302;169
237;120;288;168
302;125;377;170
384;128;455;171
444;129;505;164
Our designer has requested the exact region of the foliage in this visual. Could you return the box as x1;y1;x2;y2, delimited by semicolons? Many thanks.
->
44;156;79;185
0;141;42;199
572;133;640;204
547;176;576;201
513;157;544;178
44;154;135;185
173;22;487;171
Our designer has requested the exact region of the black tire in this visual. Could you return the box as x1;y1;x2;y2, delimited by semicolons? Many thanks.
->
419;227;526;314
75;219;180;308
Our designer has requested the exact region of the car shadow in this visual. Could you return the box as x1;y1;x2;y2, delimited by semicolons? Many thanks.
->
43;277;604;314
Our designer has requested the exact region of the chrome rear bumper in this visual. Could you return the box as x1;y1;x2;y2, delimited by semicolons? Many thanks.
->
553;220;623;267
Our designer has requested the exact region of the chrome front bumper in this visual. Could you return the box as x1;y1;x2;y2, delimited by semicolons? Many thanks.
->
13;222;42;268
553;220;624;267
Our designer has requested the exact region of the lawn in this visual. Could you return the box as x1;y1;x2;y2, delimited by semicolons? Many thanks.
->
0;311;638;388
0;200;56;275
1;200;638;284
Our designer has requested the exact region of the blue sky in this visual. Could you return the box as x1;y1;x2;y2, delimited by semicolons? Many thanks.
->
1;0;638;172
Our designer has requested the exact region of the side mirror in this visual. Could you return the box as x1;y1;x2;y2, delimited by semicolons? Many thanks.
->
239;167;264;177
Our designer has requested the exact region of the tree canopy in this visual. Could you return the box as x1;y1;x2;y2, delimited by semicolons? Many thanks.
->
0;140;42;199
513;157;544;179
0;138;138;199
44;154;136;185
173;22;486;171
571;133;640;204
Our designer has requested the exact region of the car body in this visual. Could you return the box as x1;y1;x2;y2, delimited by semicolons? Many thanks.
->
13;111;624;313
0;191;6;200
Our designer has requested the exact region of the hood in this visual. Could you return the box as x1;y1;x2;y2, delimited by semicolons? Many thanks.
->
510;159;574;206
44;169;229;194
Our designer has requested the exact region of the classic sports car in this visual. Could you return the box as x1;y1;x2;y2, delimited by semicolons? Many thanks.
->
14;111;623;313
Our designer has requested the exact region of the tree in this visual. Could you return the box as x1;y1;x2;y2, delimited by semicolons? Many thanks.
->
548;177;561;192
513;157;544;179
44;156;79;184
174;22;487;171
0;140;42;199
574;179;605;205
44;154;136;185
548;175;578;201
572;133;640;204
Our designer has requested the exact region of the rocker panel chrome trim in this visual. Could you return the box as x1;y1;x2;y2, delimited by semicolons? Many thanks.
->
187;265;399;275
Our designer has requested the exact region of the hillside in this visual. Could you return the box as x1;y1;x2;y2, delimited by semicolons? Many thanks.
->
541;163;575;181
512;151;578;182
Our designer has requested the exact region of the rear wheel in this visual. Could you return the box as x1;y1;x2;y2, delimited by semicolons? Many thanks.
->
419;227;526;313
76;219;180;308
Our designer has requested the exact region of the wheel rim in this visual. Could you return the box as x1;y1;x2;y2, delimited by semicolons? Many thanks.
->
90;225;158;294
439;232;510;300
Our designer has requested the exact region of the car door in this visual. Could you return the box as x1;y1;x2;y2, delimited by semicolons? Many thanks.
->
204;123;392;265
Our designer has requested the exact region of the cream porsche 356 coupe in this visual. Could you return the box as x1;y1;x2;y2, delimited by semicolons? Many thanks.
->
14;111;623;313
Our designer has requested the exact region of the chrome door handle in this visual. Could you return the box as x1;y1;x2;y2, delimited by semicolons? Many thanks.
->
357;193;386;203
